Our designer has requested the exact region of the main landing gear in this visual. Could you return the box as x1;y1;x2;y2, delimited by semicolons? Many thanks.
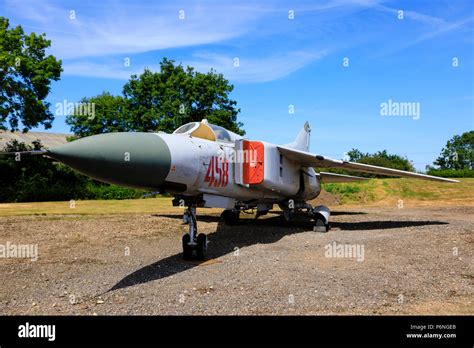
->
221;209;240;225
182;206;207;260
279;200;331;232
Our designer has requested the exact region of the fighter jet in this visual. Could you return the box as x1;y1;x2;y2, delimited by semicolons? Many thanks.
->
5;120;458;259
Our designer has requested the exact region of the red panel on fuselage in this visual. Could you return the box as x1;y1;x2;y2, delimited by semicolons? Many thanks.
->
242;141;264;184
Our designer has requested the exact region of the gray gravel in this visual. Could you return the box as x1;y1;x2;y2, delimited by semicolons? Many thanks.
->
0;206;472;315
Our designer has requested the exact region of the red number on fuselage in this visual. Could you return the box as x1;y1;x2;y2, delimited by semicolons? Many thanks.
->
205;156;228;187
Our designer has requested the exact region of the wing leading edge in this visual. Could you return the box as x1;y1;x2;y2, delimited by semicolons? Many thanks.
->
277;146;459;183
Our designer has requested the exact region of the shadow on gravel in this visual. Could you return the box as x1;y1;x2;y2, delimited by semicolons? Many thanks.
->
330;211;367;216
110;215;309;291
331;220;448;230
151;214;221;223
109;213;448;292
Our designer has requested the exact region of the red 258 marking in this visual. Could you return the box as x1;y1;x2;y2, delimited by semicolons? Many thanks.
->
205;156;229;187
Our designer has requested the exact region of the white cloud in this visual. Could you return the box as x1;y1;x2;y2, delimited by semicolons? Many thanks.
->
62;61;143;80
6;0;469;83
186;51;328;83
372;15;474;57
62;50;328;83
4;0;268;59
375;5;447;26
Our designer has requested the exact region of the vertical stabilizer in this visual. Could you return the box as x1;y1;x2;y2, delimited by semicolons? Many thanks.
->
284;121;311;152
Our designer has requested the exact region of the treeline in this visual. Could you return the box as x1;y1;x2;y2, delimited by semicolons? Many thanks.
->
426;130;474;178
0;140;146;202
425;168;473;178
326;149;415;178
334;131;474;178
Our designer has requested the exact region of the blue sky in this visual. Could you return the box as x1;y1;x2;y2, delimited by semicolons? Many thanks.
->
2;0;473;170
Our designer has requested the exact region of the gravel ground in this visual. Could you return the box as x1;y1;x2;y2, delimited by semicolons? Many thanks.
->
0;205;472;315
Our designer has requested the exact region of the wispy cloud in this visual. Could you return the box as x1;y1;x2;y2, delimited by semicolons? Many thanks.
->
374;4;447;26
62;50;329;83
5;0;265;59
187;51;329;83
4;0;472;83
372;14;474;58
4;0;385;83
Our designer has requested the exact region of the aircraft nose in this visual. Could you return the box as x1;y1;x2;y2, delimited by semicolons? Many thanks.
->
47;132;171;190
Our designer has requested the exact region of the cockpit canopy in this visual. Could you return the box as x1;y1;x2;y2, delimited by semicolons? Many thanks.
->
173;119;242;143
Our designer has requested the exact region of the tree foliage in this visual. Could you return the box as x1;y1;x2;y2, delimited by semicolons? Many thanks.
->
0;140;84;201
67;92;129;136
433;131;473;170
325;148;415;178
67;58;244;137
0;17;62;132
0;140;144;202
347;149;415;172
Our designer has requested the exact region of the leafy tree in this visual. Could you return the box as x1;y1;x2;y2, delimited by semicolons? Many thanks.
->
0;17;62;132
0;140;86;202
0;140;145;202
67;93;129;137
347;148;414;172
330;148;415;178
346;148;364;162
433;131;473;170
66;58;244;137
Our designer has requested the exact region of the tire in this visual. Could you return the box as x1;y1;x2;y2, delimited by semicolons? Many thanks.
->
196;233;207;260
221;210;240;225
182;234;193;260
313;219;329;233
283;211;294;222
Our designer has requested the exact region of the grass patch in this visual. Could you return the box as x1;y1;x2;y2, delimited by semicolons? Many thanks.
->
323;178;473;205
0;179;472;216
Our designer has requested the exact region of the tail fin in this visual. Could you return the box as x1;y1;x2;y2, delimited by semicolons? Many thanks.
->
284;121;311;151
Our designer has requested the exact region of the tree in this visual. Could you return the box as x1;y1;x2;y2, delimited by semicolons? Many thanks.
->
0;17;62;132
433;131;473;170
0;139;145;202
346;148;364;162
334;148;414;177
66;58;244;137
67;93;129;137
347;149;414;172
0;140;86;202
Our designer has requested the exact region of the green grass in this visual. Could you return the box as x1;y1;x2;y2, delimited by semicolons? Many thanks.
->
0;197;175;216
322;178;474;205
0;178;472;216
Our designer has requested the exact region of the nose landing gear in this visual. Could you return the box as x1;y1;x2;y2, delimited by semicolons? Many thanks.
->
182;206;207;260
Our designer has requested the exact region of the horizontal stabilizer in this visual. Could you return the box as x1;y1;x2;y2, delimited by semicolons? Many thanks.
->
319;172;368;183
278;146;459;183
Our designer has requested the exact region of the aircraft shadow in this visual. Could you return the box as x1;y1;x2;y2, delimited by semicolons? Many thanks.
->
109;215;448;292
331;220;448;230
331;211;367;216
151;213;221;223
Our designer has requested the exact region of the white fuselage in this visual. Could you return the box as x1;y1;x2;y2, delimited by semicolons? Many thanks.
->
159;133;321;208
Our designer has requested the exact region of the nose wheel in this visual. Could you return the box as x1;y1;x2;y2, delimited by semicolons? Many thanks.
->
182;206;207;260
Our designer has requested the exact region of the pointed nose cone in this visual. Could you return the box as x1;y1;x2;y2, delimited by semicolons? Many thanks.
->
48;133;171;190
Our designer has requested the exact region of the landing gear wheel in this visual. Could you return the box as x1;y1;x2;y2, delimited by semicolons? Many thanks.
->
313;219;329;232
196;233;207;260
283;210;295;222
182;234;193;260
221;210;240;225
